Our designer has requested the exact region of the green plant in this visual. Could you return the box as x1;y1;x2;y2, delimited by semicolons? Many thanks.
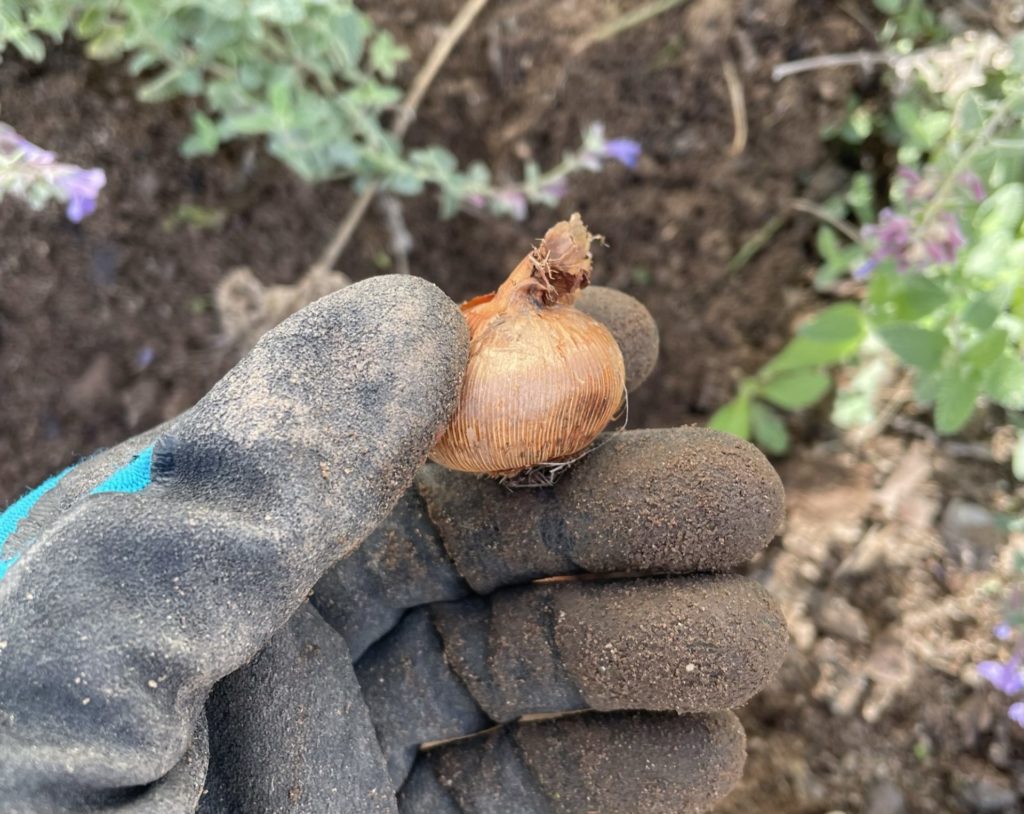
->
1;1;638;220
712;29;1024;476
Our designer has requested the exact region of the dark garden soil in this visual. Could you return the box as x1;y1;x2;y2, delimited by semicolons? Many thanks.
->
0;0;873;504
7;1;1021;812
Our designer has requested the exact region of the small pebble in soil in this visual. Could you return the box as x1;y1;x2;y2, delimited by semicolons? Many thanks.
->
866;780;906;814
959;774;1018;812
940;499;1006;571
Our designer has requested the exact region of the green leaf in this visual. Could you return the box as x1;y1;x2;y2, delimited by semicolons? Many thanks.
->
9;29;46;62
268;75;294;118
955;90;985;135
251;0;306;24
963;296;1000;330
383;172;425;196
801;303;866;343
708;393;751;439
816;226;842;263
758;369;832;410
873;0;903;13
985;354;1024;410
219;108;278;137
964;232;1014;279
963;328;1009;369
369;30;409;80
74;7;107;39
845;171;876;223
331;8;370;67
974;183;1024;236
750;401;789;455
84;25;127;60
832;356;890;429
893;101;951;151
763;304;867;375
181;111;220;157
876;324;948;371
409;146;459;177
763;337;853;373
934;367;980;435
891;275;948;321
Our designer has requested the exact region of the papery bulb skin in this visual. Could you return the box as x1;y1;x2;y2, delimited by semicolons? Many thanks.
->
431;214;626;476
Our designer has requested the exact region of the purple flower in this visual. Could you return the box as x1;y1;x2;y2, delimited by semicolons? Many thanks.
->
978;658;1024;695
602;138;642;169
896;166;931;201
56;168;106;223
495;189;528;221
920;212;964;265
853;258;880;280
1;123;106;223
862;208;915;270
0;125;55;164
960;171;986;202
540;177;569;200
1009;702;1024;726
996;623;1014;642
857;208;964;277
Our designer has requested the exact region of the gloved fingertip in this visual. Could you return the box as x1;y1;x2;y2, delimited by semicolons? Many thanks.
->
576;287;659;392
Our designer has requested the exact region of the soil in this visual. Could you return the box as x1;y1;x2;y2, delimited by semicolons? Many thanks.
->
0;0;871;505
7;1;1022;812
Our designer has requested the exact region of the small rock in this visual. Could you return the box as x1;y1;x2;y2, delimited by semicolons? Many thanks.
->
960;775;1018;812
866;781;906;814
875;442;932;522
941;499;1006;570
816;596;870;644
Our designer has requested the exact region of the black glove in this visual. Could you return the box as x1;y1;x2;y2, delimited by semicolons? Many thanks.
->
0;276;787;814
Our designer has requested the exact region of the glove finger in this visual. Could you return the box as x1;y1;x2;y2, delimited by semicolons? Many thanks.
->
313;428;783;658
154;274;467;560
354;575;785;785
575;286;659;391
0;277;467;808
398;710;745;814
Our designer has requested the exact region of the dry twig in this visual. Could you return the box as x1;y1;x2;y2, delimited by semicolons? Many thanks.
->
311;0;492;276
771;50;894;82
571;0;691;56
722;56;747;156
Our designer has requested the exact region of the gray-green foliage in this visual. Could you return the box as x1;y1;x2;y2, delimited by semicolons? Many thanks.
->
712;22;1024;476
0;0;608;217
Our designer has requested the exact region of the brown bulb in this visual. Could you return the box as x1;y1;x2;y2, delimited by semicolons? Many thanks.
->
431;214;626;477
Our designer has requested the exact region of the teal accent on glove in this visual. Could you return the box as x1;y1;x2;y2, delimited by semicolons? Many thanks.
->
0;446;154;583
0;466;75;580
90;447;154;496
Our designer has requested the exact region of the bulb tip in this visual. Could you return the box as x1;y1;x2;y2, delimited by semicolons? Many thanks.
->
534;213;597;302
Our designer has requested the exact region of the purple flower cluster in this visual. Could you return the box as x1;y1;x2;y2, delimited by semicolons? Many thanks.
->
979;621;1024;727
854;165;975;279
580;123;643;172
602;137;642;169
0;124;106;223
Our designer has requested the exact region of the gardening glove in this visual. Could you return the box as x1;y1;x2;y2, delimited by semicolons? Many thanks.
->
0;275;788;814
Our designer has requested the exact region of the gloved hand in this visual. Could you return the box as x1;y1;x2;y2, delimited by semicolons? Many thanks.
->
0;275;788;814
